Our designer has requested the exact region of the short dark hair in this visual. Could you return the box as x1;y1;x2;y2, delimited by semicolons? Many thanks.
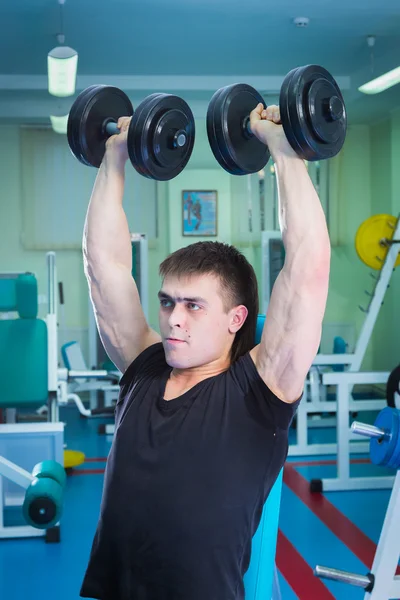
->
159;241;259;362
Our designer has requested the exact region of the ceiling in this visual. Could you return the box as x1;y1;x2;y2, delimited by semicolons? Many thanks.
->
1;0;400;126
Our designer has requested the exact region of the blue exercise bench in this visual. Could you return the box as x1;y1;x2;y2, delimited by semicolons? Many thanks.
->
244;314;282;600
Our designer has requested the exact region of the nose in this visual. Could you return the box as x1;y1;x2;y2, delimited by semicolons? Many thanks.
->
168;303;186;329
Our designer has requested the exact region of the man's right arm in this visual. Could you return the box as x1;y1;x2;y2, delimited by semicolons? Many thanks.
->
83;117;161;374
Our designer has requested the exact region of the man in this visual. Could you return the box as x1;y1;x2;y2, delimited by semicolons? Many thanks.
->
80;102;330;600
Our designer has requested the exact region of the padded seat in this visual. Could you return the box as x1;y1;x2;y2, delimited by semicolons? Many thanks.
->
0;274;48;408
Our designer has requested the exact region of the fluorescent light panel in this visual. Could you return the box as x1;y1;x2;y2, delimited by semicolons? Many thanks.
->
358;66;400;95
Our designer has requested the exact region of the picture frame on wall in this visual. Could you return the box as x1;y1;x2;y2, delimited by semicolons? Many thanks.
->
182;190;218;236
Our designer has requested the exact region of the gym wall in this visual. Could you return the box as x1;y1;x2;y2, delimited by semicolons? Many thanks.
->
0;113;399;370
370;110;400;370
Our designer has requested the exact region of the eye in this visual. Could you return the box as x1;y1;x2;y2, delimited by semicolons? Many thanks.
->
187;303;200;311
160;299;173;308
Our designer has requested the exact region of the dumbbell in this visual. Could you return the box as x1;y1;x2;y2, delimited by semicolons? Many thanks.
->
67;85;195;181
206;64;347;175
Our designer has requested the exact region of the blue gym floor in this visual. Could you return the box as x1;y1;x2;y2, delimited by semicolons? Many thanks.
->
0;406;397;600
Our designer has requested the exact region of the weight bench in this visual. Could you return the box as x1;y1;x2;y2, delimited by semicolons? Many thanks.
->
61;340;120;409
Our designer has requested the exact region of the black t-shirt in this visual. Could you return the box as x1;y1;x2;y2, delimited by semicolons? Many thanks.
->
80;343;299;600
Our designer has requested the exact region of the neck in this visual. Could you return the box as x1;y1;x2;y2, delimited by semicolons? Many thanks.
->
170;355;231;386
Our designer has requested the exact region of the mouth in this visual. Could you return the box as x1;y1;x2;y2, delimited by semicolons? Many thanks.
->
166;338;186;344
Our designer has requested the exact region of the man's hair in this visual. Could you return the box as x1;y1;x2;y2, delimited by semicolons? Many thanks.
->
159;241;259;362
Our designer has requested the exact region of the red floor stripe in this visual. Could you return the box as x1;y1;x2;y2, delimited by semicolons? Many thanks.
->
69;468;105;475
285;464;400;576
284;464;377;568
276;530;336;599
84;457;107;463
289;458;370;467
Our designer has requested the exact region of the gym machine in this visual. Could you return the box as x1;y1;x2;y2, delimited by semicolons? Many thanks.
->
0;455;65;542
315;407;400;599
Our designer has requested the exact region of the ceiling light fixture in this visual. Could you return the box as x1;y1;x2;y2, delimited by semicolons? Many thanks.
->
358;35;400;95
50;114;69;134
47;0;78;97
293;17;310;28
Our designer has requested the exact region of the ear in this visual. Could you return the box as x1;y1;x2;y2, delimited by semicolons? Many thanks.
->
228;305;248;334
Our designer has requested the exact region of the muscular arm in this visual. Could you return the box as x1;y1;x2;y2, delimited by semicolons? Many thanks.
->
252;156;330;403
83;155;160;374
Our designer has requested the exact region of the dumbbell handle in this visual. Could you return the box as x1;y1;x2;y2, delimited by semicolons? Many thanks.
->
315;566;374;591
104;120;188;148
106;122;120;136
242;111;280;139
351;421;388;440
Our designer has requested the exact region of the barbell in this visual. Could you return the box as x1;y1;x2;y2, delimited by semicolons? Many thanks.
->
206;64;347;175
67;85;195;181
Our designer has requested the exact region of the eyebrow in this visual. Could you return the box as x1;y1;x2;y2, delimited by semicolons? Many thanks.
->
158;291;208;305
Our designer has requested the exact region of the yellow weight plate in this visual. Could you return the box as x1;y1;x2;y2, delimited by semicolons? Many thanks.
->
355;214;400;270
63;449;85;469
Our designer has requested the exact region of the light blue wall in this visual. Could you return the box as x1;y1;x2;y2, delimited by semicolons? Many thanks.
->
0;118;399;369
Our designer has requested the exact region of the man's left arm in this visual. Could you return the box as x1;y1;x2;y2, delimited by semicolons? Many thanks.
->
249;104;331;404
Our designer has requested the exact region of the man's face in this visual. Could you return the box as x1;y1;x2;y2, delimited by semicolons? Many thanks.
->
158;273;246;369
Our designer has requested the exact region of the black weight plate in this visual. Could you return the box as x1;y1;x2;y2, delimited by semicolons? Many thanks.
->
279;67;305;157
284;65;347;161
127;93;164;178
67;86;134;167
67;86;100;165
206;87;236;174
290;65;347;160
206;84;270;175
128;94;195;181
207;85;262;175
387;364;400;409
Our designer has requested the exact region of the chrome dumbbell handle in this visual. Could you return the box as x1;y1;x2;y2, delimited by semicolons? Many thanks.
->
315;566;374;592
351;421;388;440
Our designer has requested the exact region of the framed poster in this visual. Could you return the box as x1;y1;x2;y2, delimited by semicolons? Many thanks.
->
182;190;218;236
